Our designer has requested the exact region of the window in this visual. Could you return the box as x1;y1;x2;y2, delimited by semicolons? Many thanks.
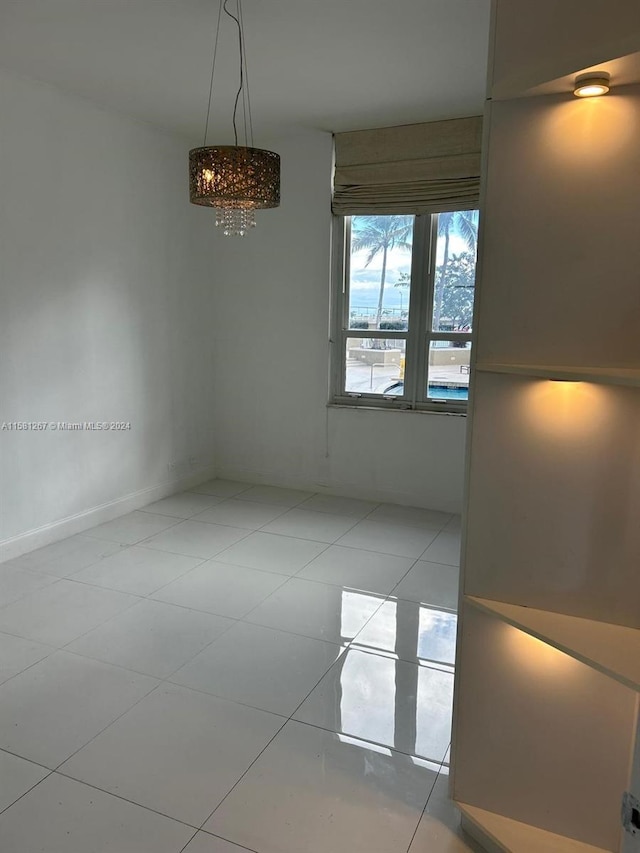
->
331;210;479;413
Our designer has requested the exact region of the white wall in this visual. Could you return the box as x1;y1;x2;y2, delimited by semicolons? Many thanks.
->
0;71;216;556
205;128;467;512
0;76;468;558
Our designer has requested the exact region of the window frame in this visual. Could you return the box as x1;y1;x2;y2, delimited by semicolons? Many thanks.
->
330;212;475;415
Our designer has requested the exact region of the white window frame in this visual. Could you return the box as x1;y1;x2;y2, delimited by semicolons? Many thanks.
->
330;212;475;415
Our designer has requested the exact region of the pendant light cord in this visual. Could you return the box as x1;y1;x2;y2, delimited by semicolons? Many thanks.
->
238;0;254;147
223;0;244;147
239;0;249;147
202;0;255;150
203;0;223;146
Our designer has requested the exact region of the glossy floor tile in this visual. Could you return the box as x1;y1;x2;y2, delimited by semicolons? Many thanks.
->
25;536;125;578
142;492;225;519
444;514;463;533
152;560;288;618
0;750;49;813
0;773;193;853
72;545;202;595
60;683;285;826
190;479;253;498
184;834;250;853
86;511;180;545
294;649;453;762
297;544;415;595
420;531;462;566
367;504;453;530
0;579;138;646
298;493;379;517
393;559;459;610
3;482;464;851
171;621;342;715
260;508;360;543
67;599;234;678
205;721;439;853
1;534;116;573
193;499;288;530
247;577;385;643
409;769;481;853
0;566;56;607
236;484;313;507
335;519;439;558
142;520;249;559
0;651;157;767
215;531;327;576
0;632;53;685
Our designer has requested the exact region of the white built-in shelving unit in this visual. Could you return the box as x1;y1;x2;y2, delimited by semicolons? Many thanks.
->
466;596;640;692
457;802;614;853
451;4;640;852
476;364;640;388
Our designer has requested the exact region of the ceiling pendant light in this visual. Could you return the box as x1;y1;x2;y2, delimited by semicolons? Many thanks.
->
189;0;280;236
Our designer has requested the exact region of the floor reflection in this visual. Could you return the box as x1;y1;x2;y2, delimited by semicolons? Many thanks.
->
297;592;457;764
353;598;457;666
340;589;386;641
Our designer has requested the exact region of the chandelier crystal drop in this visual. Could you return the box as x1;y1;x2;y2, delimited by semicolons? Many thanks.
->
189;0;280;236
216;208;256;236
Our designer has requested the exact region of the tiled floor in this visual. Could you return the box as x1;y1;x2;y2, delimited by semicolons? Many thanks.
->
0;480;477;852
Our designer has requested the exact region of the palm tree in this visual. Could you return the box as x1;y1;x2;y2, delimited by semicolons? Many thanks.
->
433;210;479;332
351;215;413;328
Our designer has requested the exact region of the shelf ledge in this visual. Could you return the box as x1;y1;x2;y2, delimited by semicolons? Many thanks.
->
457;802;613;853
466;596;640;691
475;363;640;387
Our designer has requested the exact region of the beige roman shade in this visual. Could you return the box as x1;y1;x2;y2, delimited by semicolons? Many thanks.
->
332;116;482;215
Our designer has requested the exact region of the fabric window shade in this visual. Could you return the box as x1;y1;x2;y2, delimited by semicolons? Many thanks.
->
332;116;482;215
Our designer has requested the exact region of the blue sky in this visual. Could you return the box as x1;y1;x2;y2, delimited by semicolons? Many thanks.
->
349;233;471;311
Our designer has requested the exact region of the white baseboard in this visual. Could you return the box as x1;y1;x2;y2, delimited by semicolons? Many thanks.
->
214;466;461;513
0;465;217;564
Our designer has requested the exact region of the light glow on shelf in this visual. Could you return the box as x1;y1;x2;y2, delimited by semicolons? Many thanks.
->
477;363;640;387
468;596;640;692
518;379;608;439
504;622;575;677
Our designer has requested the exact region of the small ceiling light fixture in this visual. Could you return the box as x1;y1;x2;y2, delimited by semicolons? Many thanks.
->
573;71;610;98
189;0;280;236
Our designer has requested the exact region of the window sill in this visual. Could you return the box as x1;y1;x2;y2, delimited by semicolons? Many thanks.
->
327;402;467;417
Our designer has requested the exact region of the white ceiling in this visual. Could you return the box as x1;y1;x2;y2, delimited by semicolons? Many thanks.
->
0;0;491;141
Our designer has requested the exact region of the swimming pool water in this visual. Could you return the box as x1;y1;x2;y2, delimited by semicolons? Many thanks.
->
383;381;469;400
428;385;469;400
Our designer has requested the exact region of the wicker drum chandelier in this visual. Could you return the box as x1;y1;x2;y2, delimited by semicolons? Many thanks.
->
189;0;280;236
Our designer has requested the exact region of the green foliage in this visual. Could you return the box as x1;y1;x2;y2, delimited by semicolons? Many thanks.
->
355;211;479;331
433;211;479;332
438;252;476;329
394;251;476;329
